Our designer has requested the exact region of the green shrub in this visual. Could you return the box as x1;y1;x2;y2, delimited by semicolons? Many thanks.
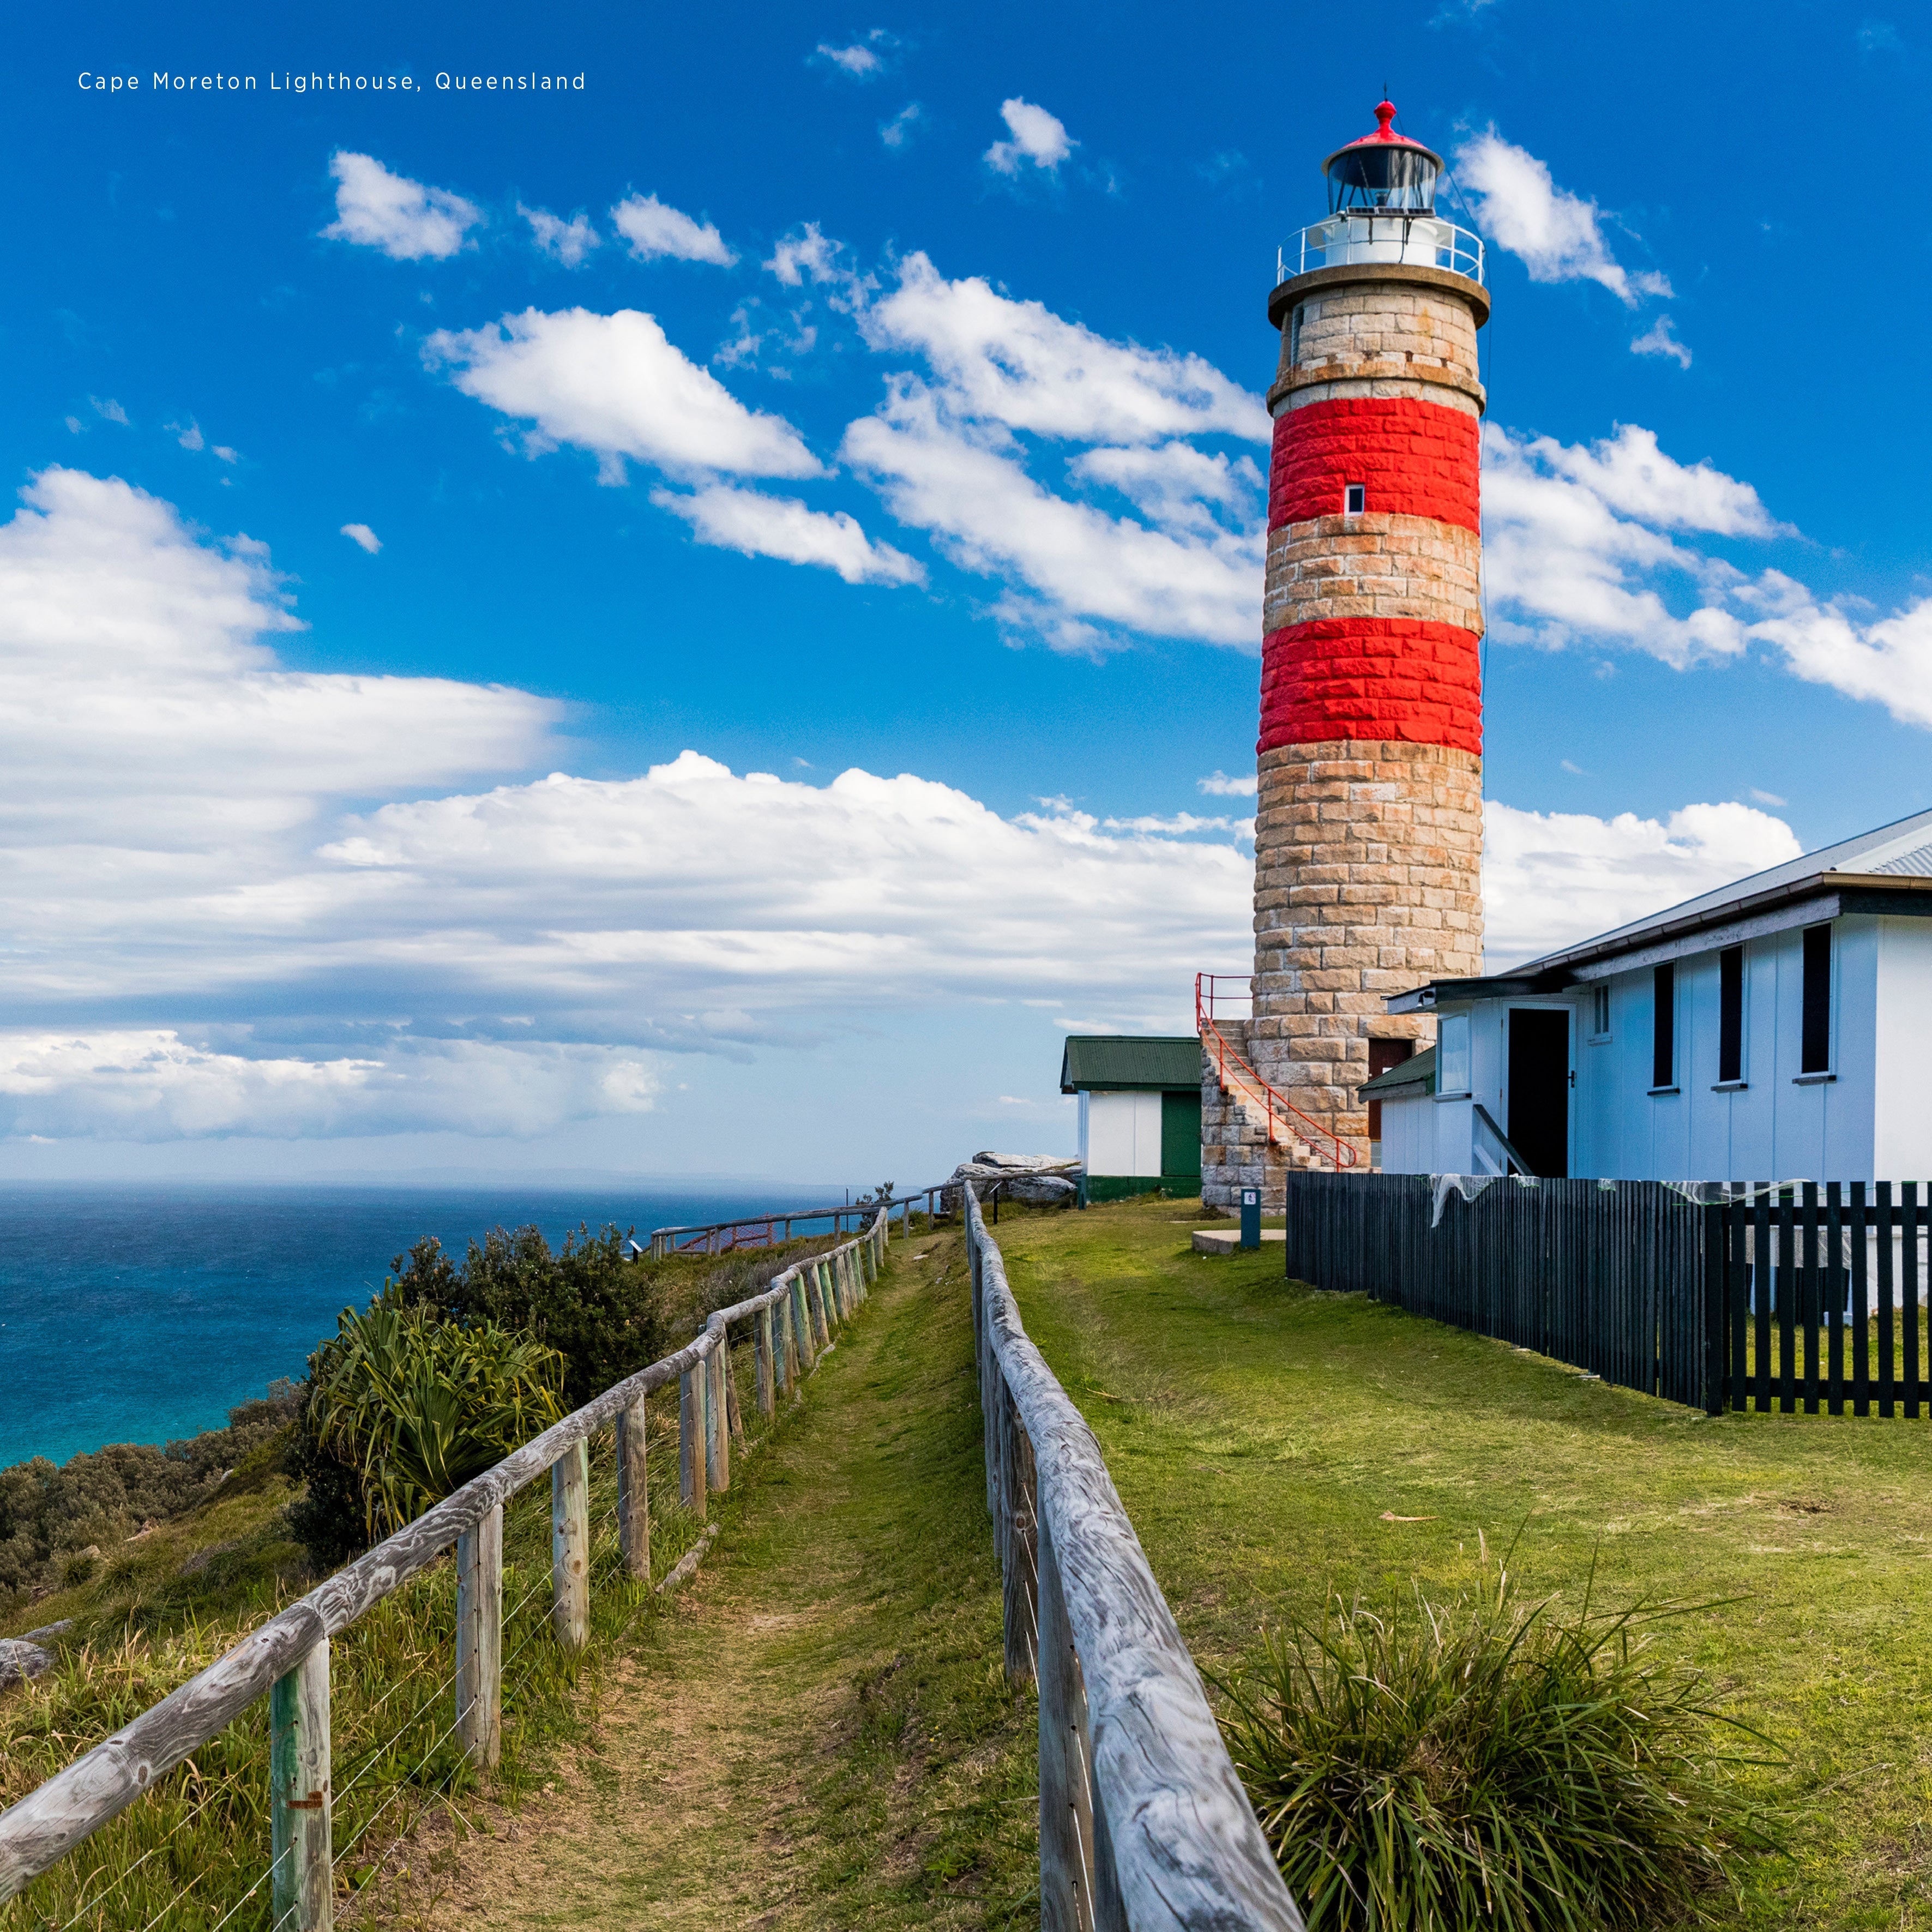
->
389;1221;664;1407
0;1384;302;1604
1217;1564;1780;1931
290;1292;567;1560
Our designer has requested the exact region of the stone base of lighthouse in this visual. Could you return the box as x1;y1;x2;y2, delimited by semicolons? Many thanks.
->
1248;737;1484;1158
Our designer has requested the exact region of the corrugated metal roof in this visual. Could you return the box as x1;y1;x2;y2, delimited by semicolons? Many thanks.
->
1358;1046;1436;1097
1485;804;1932;978
1060;1035;1201;1093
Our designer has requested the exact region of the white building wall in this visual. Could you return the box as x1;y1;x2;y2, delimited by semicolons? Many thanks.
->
1084;1090;1163;1177
1874;918;1932;1178
1428;914;1906;1184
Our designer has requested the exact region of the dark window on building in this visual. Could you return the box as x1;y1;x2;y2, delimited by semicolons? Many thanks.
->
1652;962;1675;1089
1290;304;1305;362
1590;983;1610;1037
1365;1038;1412;1148
1344;483;1366;514
1801;924;1832;1073
1718;946;1744;1083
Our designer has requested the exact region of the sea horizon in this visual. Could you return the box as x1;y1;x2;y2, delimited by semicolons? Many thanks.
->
0;1180;853;1470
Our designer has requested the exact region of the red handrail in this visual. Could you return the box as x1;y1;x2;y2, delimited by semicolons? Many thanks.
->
1195;973;1361;1171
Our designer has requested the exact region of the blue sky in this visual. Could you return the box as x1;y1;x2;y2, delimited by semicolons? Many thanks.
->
2;0;1927;1183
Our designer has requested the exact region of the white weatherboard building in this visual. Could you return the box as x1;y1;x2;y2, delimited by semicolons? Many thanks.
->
1363;809;1932;1182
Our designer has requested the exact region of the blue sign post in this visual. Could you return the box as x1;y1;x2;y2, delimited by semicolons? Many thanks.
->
1239;1187;1260;1250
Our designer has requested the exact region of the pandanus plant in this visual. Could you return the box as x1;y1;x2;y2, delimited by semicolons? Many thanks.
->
305;1290;568;1540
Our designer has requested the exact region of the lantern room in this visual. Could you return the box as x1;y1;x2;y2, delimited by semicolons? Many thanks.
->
1323;102;1441;212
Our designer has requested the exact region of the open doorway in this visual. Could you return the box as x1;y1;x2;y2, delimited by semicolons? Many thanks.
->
1507;1009;1570;1178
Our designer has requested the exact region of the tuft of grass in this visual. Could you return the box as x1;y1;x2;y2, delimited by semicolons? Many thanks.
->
1219;1551;1784;1931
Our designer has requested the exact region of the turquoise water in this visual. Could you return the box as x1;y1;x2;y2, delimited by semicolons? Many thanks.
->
0;1183;845;1469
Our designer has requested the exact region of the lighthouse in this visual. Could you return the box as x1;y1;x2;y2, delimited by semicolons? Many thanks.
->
1205;103;1488;1194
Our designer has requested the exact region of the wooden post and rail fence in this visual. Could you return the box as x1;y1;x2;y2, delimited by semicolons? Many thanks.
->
0;1211;892;1929
0;1172;1314;1930
646;1188;944;1258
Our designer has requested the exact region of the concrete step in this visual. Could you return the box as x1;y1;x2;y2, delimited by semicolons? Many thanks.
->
1192;1227;1286;1255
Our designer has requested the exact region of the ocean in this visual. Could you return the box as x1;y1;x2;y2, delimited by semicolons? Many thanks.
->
0;1183;846;1470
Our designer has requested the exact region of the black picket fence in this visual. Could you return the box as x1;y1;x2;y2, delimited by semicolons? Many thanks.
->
1280;1172;1932;1419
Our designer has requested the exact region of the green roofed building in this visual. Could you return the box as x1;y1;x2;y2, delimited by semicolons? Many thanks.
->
1059;1035;1203;1202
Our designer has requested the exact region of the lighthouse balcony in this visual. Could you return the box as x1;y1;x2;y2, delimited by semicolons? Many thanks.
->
1277;213;1484;288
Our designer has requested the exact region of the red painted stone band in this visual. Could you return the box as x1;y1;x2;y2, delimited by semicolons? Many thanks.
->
1268;396;1480;535
1259;617;1483;756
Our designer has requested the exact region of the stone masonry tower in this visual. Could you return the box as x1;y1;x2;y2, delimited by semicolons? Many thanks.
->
1246;102;1489;1173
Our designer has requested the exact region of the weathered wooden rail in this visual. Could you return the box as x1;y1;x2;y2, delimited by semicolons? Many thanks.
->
0;1211;892;1928
966;1183;1303;1930
647;1189;943;1258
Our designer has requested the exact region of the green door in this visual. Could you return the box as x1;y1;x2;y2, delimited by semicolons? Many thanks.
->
1160;1089;1202;1180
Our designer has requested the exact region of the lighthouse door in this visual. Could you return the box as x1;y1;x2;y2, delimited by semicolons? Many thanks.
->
1506;1008;1571;1178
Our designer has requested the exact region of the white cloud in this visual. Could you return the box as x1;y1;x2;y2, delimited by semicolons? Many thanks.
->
650;484;925;585
984;97;1075;176
1742;574;1932;732
609;193;736;266
1197;770;1257;797
520;203;600;267
1070;442;1263;536
426;307;822;484
0;1034;660;1142
863;252;1267;444
1454;131;1666;306
1483;800;1803;968
1531;423;1783;537
880;103;923;148
841;379;1262;648
322;151;480;261
813;31;894;76
170;419;204;452
340;522;381;553
89;397;130;426
1631;315;1692;369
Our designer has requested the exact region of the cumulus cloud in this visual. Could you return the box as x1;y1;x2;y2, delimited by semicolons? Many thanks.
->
880;103;923;148
812;30;895;76
609;192;736;266
649;483;925;585
984;97;1075;175
1483;423;1770;666
842;379;1262;648
1197;770;1257;797
1631;315;1692;369
862;252;1268;444
89;397;130;426
340;522;381;553
0;1034;659;1142
1455;131;1668;306
1742;575;1932;733
520;203;600;266
322;151;481;261
1070;442;1264;536
425;308;822;483
1484;800;1804;968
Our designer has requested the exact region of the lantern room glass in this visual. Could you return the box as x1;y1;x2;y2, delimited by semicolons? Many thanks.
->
1326;143;1439;213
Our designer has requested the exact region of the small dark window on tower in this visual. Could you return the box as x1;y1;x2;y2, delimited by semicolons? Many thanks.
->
1290;304;1305;362
1652;962;1675;1090
1344;483;1366;514
1717;945;1744;1083
1801;924;1832;1073
1590;984;1610;1038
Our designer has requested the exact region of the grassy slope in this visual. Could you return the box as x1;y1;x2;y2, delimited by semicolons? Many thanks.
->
992;1193;1932;1931
413;1221;1040;1931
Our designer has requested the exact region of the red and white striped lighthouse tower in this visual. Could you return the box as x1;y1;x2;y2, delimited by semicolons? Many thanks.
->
1241;103;1489;1177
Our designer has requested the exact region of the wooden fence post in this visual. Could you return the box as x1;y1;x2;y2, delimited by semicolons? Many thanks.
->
679;1358;708;1515
552;1440;590;1653
756;1304;777;1419
809;1266;832;1350
706;1338;732;1490
722;1326;746;1448
618;1406;650;1582
1037;1516;1097;1932
1002;1379;1038;1683
455;1502;502;1768
269;1639;332;1932
774;1284;796;1395
792;1272;817;1370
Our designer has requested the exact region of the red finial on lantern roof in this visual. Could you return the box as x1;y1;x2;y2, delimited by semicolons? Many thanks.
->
1374;100;1398;137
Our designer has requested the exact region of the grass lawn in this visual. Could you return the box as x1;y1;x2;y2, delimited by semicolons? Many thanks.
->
991;1192;1932;1931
